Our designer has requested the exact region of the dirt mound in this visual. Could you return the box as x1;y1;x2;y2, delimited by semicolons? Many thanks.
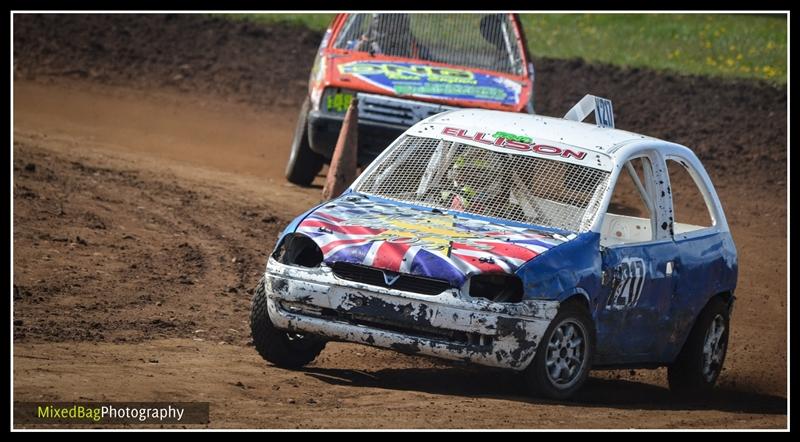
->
13;14;322;110
13;13;787;182
535;59;787;179
12;142;286;345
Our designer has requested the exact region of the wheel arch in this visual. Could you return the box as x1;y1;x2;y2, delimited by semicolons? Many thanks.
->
556;291;598;355
560;290;592;312
670;290;735;363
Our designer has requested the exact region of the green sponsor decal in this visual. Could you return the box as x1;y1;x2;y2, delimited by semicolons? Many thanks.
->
340;63;477;85
394;83;507;101
492;131;532;143
326;92;353;113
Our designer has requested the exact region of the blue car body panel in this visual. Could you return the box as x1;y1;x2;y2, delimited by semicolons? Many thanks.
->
273;190;737;367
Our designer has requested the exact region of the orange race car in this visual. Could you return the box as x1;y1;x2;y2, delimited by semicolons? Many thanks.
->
286;13;535;185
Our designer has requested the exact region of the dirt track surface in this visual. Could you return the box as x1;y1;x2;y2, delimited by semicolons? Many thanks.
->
13;13;786;178
12;14;787;429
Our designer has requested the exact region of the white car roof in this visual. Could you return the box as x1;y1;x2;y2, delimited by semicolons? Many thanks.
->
408;109;660;172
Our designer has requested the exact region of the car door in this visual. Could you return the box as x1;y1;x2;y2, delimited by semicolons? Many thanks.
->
594;151;680;365
661;154;738;360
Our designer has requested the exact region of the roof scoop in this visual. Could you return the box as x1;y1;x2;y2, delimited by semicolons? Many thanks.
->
564;94;615;128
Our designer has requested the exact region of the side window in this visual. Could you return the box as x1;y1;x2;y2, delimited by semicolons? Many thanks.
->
601;157;654;246
666;159;714;234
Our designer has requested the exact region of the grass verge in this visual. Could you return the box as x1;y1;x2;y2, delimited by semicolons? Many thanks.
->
222;13;787;84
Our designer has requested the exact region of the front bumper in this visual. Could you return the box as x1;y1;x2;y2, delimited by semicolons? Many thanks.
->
307;111;406;165
307;92;459;165
262;258;559;370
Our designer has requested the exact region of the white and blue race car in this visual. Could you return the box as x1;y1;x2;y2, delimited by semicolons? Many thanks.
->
251;96;737;399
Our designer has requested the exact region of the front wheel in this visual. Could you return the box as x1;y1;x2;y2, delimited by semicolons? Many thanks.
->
285;98;324;186
250;278;326;369
668;297;730;395
524;301;594;400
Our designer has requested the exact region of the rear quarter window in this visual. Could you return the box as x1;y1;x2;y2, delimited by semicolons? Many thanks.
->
666;159;715;234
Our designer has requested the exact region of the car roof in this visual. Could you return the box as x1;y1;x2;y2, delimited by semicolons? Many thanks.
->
425;108;658;156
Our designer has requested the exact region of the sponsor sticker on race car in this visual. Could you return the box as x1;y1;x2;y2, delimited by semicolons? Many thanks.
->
338;61;522;105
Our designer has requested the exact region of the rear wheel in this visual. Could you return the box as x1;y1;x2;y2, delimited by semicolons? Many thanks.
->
250;278;326;368
285;98;324;186
524;301;594;400
668;297;730;395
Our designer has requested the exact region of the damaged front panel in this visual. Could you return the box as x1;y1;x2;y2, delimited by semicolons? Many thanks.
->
264;258;558;370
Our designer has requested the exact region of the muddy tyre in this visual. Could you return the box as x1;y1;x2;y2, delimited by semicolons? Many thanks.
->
285;98;324;186
250;277;326;368
668;297;730;395
524;301;594;400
